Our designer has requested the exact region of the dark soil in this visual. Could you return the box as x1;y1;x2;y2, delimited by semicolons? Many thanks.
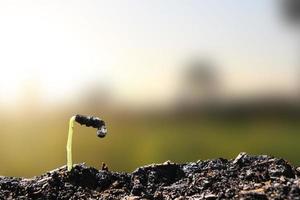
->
1;153;300;199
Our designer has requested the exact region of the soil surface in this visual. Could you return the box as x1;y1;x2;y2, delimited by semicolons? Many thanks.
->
1;153;300;199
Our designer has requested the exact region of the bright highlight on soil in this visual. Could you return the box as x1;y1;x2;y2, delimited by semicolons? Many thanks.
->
66;114;107;171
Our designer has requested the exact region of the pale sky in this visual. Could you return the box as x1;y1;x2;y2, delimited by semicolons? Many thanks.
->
0;0;298;106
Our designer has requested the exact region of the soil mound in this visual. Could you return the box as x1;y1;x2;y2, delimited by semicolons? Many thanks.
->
1;153;300;199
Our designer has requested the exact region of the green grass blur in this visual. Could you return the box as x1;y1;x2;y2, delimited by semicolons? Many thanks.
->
0;109;299;177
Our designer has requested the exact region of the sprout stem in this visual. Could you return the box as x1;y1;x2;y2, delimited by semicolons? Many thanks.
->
66;114;107;171
66;116;76;171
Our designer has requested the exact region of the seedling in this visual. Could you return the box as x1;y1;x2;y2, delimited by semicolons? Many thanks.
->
66;114;107;171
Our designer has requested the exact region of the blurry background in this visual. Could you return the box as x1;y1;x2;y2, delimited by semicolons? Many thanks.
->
1;0;300;177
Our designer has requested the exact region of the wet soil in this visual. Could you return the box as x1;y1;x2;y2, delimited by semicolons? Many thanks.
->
1;153;300;199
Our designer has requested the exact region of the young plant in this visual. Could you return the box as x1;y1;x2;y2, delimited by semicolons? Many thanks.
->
66;114;107;171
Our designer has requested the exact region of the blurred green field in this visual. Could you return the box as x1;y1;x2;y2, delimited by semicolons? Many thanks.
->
0;111;300;177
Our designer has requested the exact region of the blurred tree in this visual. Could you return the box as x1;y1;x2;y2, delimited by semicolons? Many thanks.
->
281;0;300;99
176;58;220;112
185;59;218;98
282;0;300;24
78;83;113;114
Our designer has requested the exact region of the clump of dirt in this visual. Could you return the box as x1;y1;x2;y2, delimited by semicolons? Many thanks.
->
1;152;300;199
